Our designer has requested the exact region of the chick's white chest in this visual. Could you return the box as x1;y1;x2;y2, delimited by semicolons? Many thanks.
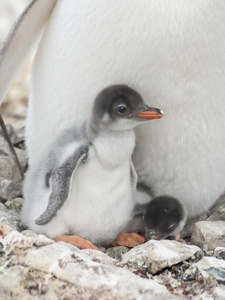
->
64;130;136;244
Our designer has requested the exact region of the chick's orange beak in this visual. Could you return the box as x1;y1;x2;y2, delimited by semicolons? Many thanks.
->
129;107;164;120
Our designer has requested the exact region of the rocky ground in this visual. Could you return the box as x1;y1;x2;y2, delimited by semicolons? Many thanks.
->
0;127;225;299
0;100;225;300
1;1;225;299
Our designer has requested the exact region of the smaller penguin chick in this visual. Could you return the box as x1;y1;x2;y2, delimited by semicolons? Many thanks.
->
143;196;187;241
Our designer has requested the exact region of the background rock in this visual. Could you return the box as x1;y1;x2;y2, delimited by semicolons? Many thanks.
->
106;246;130;260
0;178;22;202
0;136;27;180
0;202;24;233
214;247;225;260
0;135;27;201
208;200;225;222
4;197;23;212
191;221;225;251
119;240;202;275
184;256;225;284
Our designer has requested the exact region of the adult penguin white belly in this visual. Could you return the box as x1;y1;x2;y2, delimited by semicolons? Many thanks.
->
26;0;225;218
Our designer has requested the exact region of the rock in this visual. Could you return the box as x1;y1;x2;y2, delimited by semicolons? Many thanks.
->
213;286;225;300
21;230;38;237
11;127;25;147
0;135;27;201
183;194;225;237
0;266;58;300
4;197;23;212
0;203;24;232
119;240;202;275
83;248;117;265
214;247;225;260
0;124;14;137
0;202;9;212
1;230;53;252
191;221;225;251
0;136;27;182
106;246;130;260
15;146;27;170
0;231;178;300
0;123;26;147
0;204;222;299
183;256;225;284
208;199;225;221
24;243;176;299
0;178;22;201
0;222;14;237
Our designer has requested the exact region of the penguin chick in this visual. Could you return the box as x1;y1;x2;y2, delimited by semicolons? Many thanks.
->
143;196;187;241
22;84;163;249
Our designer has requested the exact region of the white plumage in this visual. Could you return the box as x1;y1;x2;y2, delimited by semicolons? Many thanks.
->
1;0;225;220
22;132;136;244
28;1;225;218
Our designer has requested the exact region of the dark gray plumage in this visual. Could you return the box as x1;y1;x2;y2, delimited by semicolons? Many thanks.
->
35;144;89;225
143;196;187;240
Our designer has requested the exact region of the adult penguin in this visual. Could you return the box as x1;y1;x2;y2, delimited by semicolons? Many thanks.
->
1;0;225;219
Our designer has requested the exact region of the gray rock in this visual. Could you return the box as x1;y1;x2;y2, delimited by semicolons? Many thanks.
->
184;256;225;284
191;221;225;251
0;124;14;137
214;247;225;260
0;265;58;300
1;230;53;252
0;202;24;232
0;178;22;201
0;230;178;300
0;135;27;201
24;243;175;299
15;146;27;170
4;197;23;212
0;136;27;184
106;246;130;260
21;229;38;237
119;240;202;275
183;195;225;237
208;198;225;221
0;123;26;148
10;127;25;145
83;248;117;265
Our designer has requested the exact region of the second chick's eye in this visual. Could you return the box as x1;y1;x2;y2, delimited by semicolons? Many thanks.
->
117;105;127;114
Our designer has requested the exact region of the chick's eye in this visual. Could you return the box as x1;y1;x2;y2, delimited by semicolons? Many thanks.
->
117;105;127;114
